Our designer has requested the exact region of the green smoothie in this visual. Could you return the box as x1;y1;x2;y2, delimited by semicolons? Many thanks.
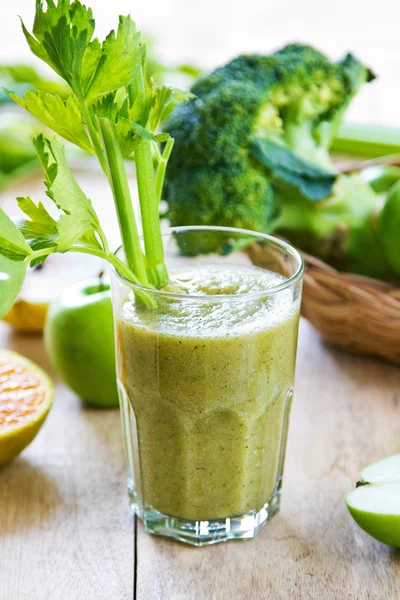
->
116;265;300;521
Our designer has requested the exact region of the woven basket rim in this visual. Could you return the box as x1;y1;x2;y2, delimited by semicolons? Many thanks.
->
247;241;400;366
301;250;399;294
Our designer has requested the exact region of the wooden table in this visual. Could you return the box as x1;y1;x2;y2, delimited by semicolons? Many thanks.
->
1;0;400;586
1;313;399;599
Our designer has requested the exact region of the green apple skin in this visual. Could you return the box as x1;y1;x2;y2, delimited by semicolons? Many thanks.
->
346;454;400;548
44;279;119;408
346;497;400;548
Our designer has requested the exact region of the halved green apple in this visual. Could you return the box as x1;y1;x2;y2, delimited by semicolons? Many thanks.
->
346;454;400;548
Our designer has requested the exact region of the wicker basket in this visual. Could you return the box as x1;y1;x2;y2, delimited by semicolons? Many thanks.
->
248;243;400;366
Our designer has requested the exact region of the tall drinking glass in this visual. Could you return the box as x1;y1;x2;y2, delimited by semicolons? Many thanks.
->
111;226;303;546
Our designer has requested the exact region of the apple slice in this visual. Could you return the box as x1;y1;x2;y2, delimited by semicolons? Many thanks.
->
3;252;105;333
346;454;400;548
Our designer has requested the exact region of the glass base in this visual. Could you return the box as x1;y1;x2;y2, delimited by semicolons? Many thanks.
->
127;481;282;546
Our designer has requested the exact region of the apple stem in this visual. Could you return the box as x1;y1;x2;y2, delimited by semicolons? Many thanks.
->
98;270;107;292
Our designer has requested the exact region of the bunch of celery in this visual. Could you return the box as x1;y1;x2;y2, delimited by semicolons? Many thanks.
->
0;0;191;316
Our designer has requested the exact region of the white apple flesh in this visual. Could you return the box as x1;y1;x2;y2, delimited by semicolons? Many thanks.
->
346;454;400;548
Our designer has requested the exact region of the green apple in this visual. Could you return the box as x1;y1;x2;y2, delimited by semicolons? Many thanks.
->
44;279;119;408
346;454;400;548
379;183;400;274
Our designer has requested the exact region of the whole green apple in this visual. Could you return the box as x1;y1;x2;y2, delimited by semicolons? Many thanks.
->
44;279;119;408
346;453;400;548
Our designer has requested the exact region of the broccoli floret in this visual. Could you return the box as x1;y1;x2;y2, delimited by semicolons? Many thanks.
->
166;80;275;240
255;45;373;169
163;44;397;281
164;44;374;244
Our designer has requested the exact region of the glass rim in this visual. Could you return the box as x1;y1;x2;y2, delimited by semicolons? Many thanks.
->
112;225;304;302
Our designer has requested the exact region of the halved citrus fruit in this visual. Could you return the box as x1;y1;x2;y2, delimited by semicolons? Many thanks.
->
0;350;53;467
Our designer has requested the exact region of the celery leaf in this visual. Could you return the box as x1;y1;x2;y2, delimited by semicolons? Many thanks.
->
9;90;94;153
129;92;155;127
21;1;95;96
116;118;157;158
20;3;143;103
33;135;101;250
84;16;144;102
0;254;27;318
148;86;194;132
0;207;32;261
16;196;59;260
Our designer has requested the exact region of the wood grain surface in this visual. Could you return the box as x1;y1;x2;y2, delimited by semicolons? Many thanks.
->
0;318;399;599
0;328;134;600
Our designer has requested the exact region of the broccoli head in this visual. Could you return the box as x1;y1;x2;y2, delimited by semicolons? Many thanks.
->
164;43;374;248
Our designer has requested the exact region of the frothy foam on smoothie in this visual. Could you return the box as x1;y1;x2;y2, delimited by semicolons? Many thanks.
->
120;265;299;338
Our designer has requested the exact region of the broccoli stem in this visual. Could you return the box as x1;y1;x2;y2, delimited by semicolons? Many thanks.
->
332;123;400;157
128;69;168;289
284;120;334;171
98;117;150;288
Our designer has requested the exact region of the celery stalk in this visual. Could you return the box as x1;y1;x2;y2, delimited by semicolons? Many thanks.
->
99;118;150;287
332;123;400;158
128;70;168;289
